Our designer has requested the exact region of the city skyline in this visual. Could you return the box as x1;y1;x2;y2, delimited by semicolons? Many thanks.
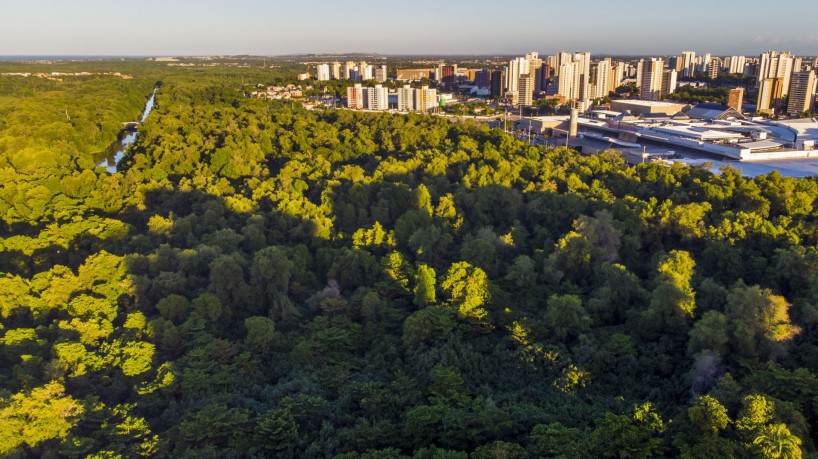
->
2;0;818;56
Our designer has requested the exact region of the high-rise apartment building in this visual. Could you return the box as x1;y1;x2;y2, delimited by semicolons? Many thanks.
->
757;51;795;97
518;74;534;106
728;56;746;74
506;57;523;94
557;60;580;100
475;70;491;88
490;70;505;98
640;59;665;101
612;62;624;92
573;52;590;76
556;51;572;76
397;85;414;111
347;84;364;109
366;85;389;111
330;62;341;79
414;86;437;113
708;58;720;80
344;61;356;79
316;64;330;81
338;63;350;80
540;64;552;91
574;52;592;100
359;61;373;81
374;65;388;83
757;78;783;114
680;51;696;77
787;71;816;115
530;61;543;95
594;58;612;99
660;69;677;99
699;53;712;73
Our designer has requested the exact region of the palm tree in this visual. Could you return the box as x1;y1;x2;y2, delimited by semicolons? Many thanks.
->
752;423;802;459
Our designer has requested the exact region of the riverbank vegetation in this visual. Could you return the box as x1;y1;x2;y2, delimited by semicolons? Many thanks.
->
2;59;818;458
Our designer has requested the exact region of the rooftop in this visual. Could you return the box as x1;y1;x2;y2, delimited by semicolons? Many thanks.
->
649;125;744;141
612;99;687;107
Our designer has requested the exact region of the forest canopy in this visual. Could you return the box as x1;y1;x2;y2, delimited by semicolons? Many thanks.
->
1;59;818;458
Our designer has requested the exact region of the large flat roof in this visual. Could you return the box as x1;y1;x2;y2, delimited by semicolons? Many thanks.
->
769;119;818;141
650;125;744;141
739;139;790;151
612;99;687;107
522;116;569;121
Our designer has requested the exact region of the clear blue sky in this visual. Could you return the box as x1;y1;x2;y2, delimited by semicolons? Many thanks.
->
2;0;817;56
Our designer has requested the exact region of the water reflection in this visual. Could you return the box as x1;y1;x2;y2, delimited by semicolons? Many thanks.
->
97;91;155;173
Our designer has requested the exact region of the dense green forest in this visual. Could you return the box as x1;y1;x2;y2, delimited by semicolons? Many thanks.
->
2;60;818;458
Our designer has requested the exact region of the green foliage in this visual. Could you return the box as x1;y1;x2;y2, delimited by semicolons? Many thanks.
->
688;395;731;433
544;294;591;340
440;261;491;325
2;59;818;458
590;403;666;458
667;86;730;104
413;264;437;307
0;382;84;455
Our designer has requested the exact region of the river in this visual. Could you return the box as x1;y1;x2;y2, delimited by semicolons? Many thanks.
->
96;90;156;173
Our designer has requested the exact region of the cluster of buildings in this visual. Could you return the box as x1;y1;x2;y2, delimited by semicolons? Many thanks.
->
346;84;438;113
517;97;818;163
314;61;388;82
323;50;816;119
498;50;816;116
753;51;817;115
498;52;625;108
249;84;306;100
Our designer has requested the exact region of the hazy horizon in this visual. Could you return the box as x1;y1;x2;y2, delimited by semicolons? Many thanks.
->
3;0;818;56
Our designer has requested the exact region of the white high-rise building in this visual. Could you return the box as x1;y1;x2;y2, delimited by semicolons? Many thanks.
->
347;84;364;109
758;51;795;97
366;85;388;111
316;64;330;81
728;56;746;74
699;53;712;73
359;61;373;81
557;51;572;72
680;51;696;77
340;61;355;79
557;60;580;100
397;85;414;111
794;57;804;73
640;58;665;101
708;58;721;79
594;58;612;99
506;57;525;93
574;52;591;77
573;52;592;100
526;52;543;91
330;62;341;79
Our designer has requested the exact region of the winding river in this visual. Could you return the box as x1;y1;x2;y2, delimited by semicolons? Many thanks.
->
97;90;156;173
